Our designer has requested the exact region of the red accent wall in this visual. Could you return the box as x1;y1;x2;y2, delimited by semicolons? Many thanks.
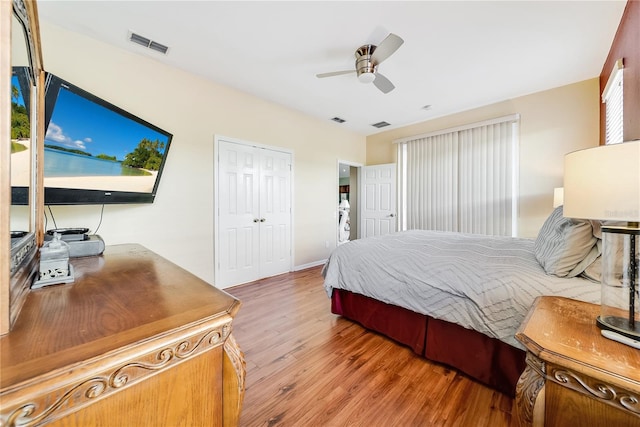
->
600;0;640;145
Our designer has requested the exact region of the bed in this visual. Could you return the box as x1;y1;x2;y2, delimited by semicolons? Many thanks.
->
322;206;603;396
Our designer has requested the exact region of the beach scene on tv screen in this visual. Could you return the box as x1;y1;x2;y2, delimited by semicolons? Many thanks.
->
13;83;171;194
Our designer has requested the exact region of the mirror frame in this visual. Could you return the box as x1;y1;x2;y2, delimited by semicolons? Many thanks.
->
1;0;44;335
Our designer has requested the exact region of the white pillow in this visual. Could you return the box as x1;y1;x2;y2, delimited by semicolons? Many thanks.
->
535;206;598;277
581;234;630;283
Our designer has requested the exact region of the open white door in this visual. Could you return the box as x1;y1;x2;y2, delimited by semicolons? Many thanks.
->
359;163;396;238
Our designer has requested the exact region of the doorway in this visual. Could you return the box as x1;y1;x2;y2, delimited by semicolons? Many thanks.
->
338;161;361;244
359;163;396;238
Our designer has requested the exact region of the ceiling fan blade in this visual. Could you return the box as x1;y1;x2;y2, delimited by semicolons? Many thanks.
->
371;33;404;65
373;73;395;94
316;70;355;78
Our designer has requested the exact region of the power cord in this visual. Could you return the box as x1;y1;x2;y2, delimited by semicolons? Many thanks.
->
44;204;105;235
46;205;58;230
93;204;105;235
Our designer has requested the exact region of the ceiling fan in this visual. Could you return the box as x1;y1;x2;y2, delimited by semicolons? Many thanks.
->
316;33;404;94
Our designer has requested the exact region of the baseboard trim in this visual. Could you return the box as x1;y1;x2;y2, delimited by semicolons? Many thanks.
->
294;259;327;271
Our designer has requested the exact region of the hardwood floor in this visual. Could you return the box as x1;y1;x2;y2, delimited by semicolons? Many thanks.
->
226;266;516;427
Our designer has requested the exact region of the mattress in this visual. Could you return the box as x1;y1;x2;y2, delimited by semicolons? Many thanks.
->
323;229;601;349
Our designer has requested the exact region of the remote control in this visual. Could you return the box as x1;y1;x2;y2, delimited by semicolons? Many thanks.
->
601;330;640;349
47;227;89;235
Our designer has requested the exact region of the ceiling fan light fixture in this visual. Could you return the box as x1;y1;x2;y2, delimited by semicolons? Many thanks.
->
317;33;403;93
358;72;376;84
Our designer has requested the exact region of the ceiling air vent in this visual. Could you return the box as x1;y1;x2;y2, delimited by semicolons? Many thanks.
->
128;31;169;55
371;121;391;128
331;117;346;123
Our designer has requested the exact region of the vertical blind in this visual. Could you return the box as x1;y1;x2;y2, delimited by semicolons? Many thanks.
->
396;115;519;236
603;59;624;145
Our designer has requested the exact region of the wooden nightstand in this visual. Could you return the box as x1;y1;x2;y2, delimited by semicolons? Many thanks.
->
514;296;640;427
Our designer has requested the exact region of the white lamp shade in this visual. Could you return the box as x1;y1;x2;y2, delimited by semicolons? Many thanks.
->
563;140;640;221
553;187;564;208
358;72;376;84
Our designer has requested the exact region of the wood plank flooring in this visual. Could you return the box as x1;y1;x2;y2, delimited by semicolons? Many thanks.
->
226;266;516;427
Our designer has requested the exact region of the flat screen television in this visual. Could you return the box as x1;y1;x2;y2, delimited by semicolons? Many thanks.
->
11;70;173;205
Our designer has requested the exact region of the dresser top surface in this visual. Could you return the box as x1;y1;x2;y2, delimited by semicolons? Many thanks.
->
516;296;640;390
0;244;240;388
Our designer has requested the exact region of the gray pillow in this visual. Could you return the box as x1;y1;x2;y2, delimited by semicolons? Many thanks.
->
535;206;598;277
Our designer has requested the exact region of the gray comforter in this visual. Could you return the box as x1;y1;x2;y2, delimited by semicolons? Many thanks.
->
322;230;600;349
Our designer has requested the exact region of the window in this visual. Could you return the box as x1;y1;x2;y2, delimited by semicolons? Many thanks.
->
603;59;624;145
395;115;519;236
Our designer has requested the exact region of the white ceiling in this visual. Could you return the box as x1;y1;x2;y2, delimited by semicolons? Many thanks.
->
37;1;627;136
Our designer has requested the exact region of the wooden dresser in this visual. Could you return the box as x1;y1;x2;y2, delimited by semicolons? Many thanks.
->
0;244;245;427
515;296;640;427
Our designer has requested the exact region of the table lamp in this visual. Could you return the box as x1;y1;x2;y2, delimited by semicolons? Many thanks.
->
564;140;640;343
553;187;564;208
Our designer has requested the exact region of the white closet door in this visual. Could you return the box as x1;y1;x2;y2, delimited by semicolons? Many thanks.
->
216;139;292;287
217;141;261;286
259;149;292;278
360;164;396;238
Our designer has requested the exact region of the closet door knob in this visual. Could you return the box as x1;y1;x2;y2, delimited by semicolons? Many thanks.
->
260;218;266;222
253;218;259;223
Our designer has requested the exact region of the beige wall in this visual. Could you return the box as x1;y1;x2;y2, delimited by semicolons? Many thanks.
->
29;21;601;285
38;22;366;286
366;79;600;238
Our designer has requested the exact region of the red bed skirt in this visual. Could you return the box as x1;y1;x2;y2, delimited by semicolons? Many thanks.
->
331;288;526;397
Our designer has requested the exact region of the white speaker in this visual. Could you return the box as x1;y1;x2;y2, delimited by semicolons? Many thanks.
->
67;235;105;258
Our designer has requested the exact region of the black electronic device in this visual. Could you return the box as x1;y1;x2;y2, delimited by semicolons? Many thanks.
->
11;69;173;205
46;228;89;242
46;227;90;236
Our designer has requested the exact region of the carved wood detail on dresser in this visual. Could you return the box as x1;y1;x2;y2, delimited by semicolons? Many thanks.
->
0;244;245;427
515;296;640;427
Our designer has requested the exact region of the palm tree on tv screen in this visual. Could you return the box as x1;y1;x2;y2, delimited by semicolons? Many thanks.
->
122;138;165;171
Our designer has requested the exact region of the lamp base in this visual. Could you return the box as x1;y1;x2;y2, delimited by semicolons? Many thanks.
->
596;315;640;340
